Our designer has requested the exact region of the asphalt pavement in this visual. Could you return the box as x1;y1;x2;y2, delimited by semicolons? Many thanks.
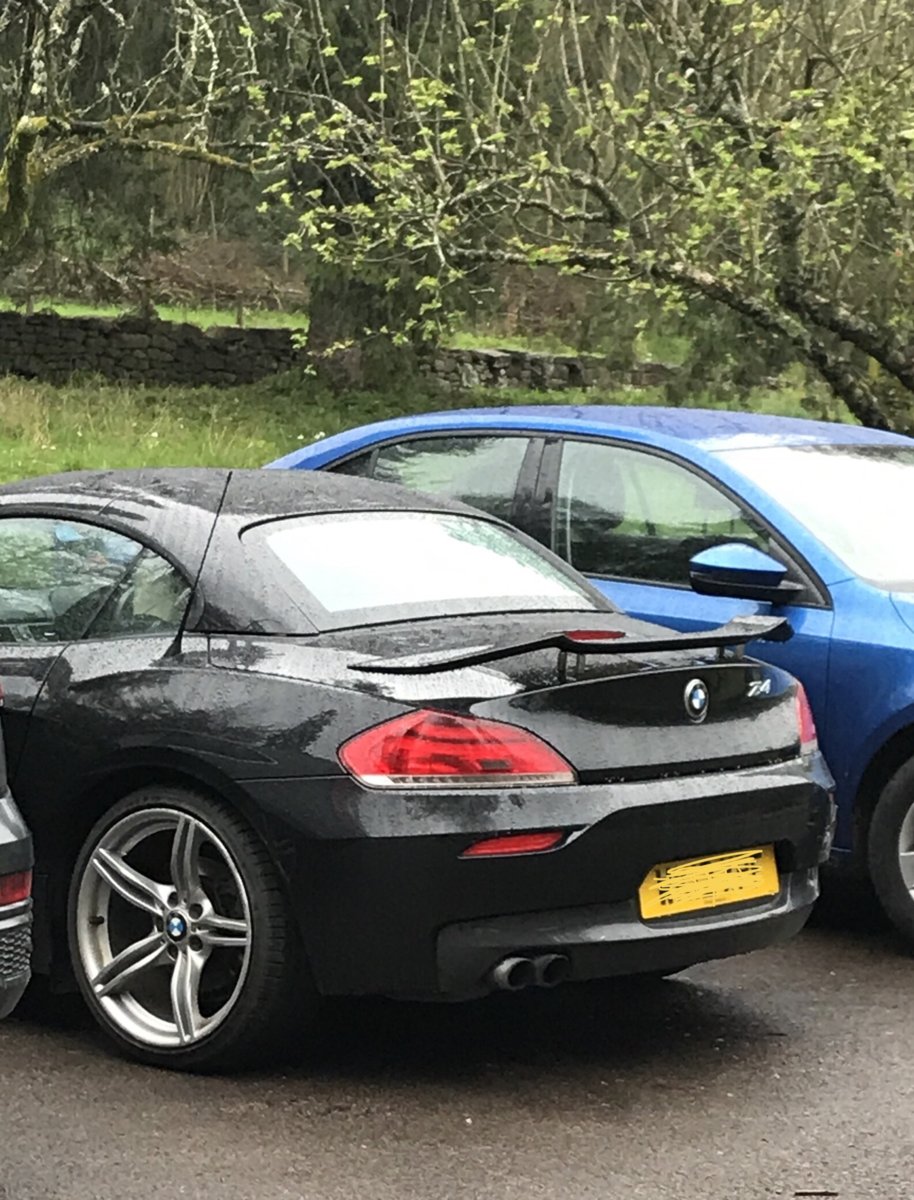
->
0;888;911;1200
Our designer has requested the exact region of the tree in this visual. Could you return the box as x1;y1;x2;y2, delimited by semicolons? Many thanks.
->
271;0;914;428
0;1;310;271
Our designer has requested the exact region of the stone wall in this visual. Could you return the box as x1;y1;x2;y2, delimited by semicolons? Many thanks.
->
420;346;675;391
0;310;675;391
0;311;302;387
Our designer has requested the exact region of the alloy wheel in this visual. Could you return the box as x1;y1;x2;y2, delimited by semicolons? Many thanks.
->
74;807;252;1050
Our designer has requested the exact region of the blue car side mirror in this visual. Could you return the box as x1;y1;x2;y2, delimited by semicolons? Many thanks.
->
689;543;804;604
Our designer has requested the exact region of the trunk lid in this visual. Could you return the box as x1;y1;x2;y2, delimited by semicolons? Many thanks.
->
471;659;799;781
256;611;803;780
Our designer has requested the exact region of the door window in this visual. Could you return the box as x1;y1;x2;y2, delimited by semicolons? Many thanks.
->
89;549;191;637
555;440;771;586
360;436;531;522
0;518;188;642
327;452;373;477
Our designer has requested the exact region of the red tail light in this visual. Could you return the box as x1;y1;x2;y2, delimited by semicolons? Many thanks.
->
564;630;626;642
339;709;576;789
462;831;565;857
795;684;818;754
0;870;32;906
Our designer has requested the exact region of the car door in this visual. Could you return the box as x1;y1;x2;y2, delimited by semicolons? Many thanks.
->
0;515;147;778
539;437;835;733
13;540;194;807
4;531;193;971
324;433;543;526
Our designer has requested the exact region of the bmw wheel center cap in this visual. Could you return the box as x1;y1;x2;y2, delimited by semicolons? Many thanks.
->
166;912;188;942
684;679;709;723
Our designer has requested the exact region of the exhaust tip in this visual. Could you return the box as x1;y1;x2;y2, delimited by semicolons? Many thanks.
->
533;954;571;988
490;956;536;992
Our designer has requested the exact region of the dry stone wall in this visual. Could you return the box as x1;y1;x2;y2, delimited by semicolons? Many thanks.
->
0;310;674;391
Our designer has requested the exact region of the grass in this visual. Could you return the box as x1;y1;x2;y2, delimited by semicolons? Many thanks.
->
0;368;854;486
446;329;586;356
0;296;309;331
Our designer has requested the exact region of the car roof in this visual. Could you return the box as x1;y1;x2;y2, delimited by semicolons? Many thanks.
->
268;404;911;471
0;467;480;582
489;405;909;449
0;466;472;518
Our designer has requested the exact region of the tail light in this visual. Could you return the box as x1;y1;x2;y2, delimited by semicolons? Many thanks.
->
339;709;576;789
0;870;32;906
795;684;818;754
564;630;626;642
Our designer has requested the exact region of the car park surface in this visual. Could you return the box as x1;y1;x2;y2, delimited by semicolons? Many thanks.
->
0;908;910;1200
273;406;914;941
0;466;830;1071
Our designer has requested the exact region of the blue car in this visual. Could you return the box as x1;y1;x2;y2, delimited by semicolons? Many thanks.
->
269;405;914;939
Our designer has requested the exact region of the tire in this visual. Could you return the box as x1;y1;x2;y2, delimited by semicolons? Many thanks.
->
867;758;914;944
68;785;312;1072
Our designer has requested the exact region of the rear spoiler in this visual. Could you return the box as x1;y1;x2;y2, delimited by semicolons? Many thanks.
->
350;614;792;676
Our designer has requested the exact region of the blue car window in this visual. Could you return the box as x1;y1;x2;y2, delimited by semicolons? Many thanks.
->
555;440;770;585
327;452;373;477
370;436;530;523
717;443;914;588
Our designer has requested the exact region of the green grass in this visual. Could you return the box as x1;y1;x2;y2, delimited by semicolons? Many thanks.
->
0;296;309;330
0;368;854;486
446;329;586;355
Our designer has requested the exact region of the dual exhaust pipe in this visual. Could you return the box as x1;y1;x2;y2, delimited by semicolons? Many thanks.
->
490;953;571;992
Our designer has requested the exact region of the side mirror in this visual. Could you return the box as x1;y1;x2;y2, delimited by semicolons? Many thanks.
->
689;543;804;604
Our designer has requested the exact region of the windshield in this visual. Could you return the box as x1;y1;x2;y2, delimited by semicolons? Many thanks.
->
246;510;604;628
717;443;914;587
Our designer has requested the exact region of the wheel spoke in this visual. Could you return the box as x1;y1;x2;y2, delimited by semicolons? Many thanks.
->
170;815;203;903
170;948;205;1045
92;848;167;916
92;932;168;998
197;912;250;949
900;850;914;892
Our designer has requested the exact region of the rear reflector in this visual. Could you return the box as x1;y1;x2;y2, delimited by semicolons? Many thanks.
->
564;630;626;642
339;709;576;789
462;831;565;857
795;684;818;753
0;870;32;906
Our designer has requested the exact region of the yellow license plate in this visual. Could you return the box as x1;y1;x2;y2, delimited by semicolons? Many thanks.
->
638;845;779;921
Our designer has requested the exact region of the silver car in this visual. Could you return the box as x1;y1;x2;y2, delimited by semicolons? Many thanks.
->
0;719;31;1018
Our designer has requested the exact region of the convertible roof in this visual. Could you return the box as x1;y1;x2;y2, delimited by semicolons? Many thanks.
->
0;467;474;581
0;466;468;520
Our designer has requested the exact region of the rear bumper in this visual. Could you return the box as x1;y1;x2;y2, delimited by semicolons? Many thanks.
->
0;904;32;1019
0;789;34;1017
437;867;816;998
246;752;833;1000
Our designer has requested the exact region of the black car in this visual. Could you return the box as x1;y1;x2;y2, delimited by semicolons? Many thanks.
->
0;719;33;1019
0;468;833;1071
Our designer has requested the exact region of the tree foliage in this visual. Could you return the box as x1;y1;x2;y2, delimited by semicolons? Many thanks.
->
269;0;914;426
0;1;312;269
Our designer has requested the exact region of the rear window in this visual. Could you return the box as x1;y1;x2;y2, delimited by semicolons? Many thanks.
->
244;510;602;628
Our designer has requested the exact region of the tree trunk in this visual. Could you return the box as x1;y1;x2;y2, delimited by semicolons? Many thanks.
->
305;269;420;391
